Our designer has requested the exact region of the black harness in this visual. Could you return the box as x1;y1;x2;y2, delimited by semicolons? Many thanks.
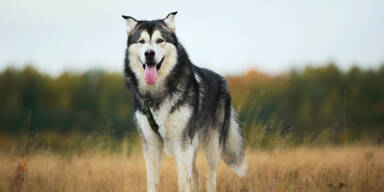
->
143;101;162;138
142;78;181;139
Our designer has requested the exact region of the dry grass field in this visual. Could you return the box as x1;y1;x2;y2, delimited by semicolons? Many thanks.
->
1;146;384;192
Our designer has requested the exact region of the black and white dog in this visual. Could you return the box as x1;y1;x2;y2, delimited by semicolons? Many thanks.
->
122;12;246;192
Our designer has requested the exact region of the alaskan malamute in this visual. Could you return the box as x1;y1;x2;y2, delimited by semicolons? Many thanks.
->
122;12;246;192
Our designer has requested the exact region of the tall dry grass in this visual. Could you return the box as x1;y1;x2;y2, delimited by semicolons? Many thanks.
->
1;146;384;192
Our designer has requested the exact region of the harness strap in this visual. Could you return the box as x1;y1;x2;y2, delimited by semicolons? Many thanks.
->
143;101;162;138
142;78;180;139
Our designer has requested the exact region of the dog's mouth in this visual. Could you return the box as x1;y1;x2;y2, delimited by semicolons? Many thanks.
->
140;57;164;85
141;57;164;71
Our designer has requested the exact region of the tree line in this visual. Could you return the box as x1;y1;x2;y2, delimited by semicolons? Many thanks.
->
0;63;383;150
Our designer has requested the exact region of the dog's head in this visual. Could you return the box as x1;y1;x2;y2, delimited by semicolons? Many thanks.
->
122;12;178;86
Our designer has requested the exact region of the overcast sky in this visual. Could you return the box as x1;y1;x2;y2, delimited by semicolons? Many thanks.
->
0;0;383;76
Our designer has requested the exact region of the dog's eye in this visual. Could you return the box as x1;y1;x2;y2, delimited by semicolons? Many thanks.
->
138;39;145;44
156;39;164;44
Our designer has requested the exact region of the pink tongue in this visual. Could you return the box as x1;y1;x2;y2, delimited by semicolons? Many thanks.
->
144;65;157;85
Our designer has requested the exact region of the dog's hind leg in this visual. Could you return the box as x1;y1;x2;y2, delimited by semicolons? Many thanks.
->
204;130;220;192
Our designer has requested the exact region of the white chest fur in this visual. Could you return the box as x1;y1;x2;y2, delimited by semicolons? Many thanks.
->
136;97;192;157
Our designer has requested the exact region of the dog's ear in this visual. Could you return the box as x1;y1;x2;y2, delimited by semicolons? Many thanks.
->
122;15;138;35
163;12;177;32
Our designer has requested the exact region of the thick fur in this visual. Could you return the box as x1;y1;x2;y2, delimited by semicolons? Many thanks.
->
122;12;246;192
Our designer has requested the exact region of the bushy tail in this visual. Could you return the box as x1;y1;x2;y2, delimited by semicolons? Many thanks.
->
220;107;247;177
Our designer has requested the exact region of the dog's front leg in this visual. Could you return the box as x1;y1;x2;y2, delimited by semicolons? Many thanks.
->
136;111;163;192
142;141;162;192
175;144;199;192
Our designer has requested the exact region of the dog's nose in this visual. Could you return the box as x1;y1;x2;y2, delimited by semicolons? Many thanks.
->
145;49;155;59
